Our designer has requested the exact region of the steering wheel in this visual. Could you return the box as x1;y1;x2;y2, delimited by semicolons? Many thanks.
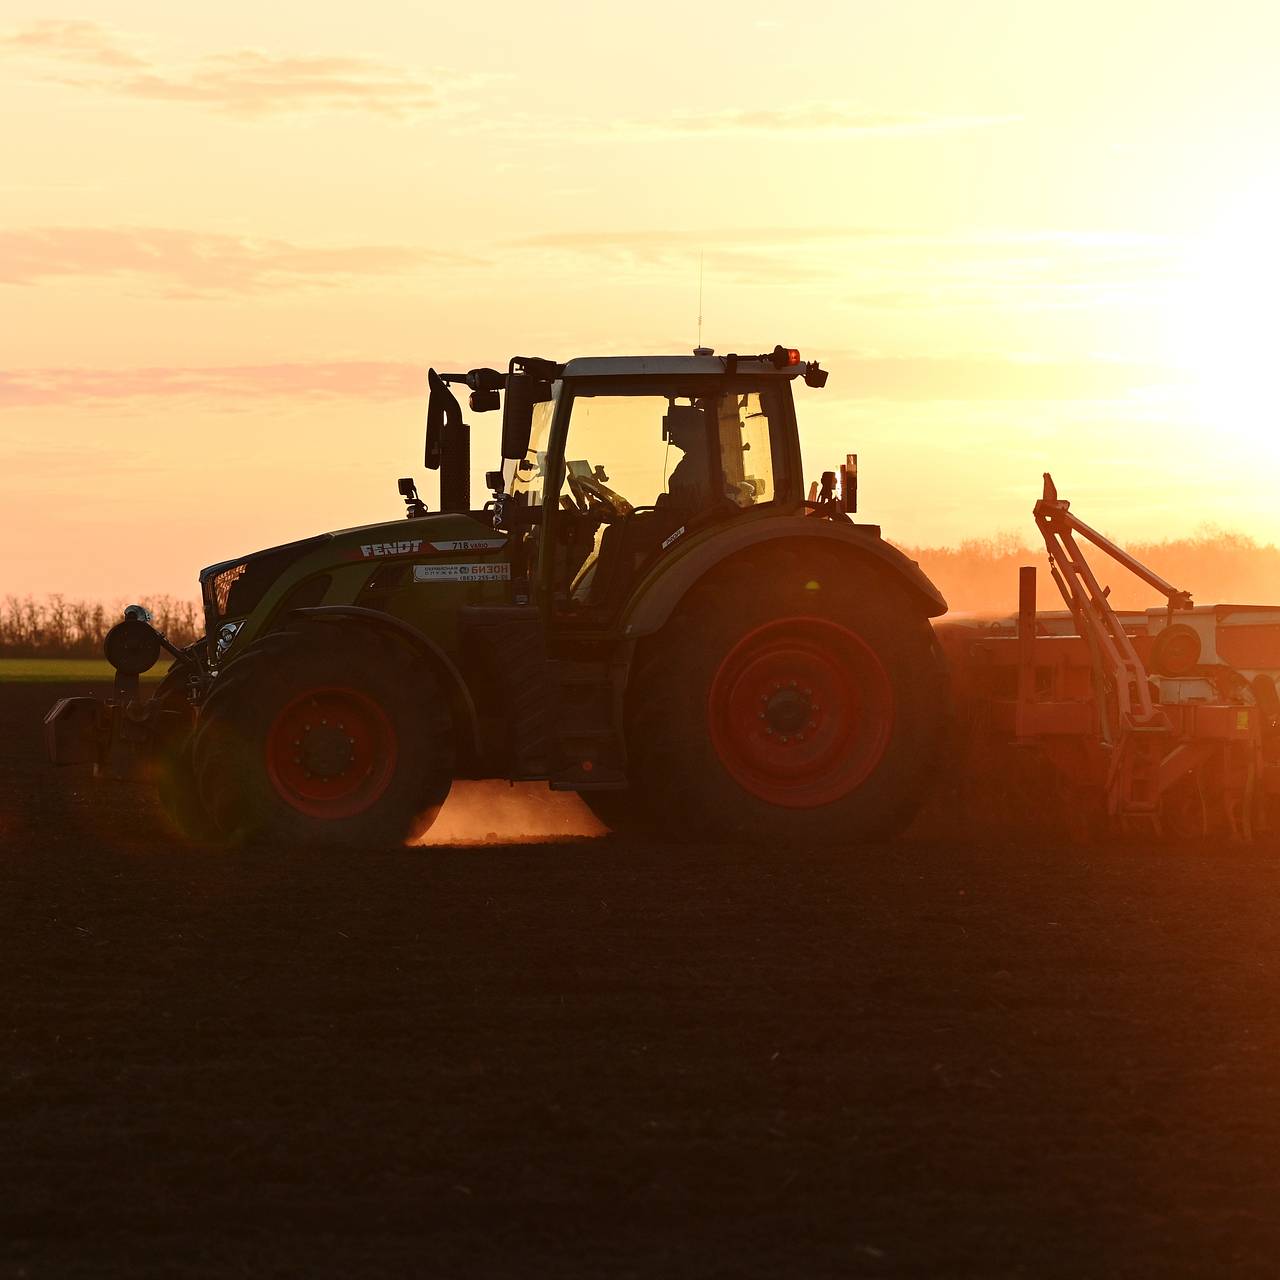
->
566;466;634;518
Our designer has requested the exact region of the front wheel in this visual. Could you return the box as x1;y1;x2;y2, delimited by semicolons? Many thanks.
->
626;547;947;844
192;622;454;847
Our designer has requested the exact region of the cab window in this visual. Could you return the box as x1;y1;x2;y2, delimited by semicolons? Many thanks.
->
718;390;779;509
549;381;787;616
558;384;784;516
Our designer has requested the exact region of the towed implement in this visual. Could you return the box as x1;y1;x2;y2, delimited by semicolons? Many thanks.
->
47;346;950;845
937;475;1280;840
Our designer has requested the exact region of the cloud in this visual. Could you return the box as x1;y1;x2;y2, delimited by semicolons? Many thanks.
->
640;106;1020;136
0;18;143;68
1;20;443;116
0;353;1182;411
512;227;887;251
514;226;1176;256
510;226;1181;301
0;362;429;409
508;227;889;283
0;227;480;295
468;105;1018;144
823;353;1182;401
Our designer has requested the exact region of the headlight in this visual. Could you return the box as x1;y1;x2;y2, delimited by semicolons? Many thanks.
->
211;563;247;617
214;620;244;662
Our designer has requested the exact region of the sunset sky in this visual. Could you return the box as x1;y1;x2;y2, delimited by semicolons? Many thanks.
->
4;1;1279;600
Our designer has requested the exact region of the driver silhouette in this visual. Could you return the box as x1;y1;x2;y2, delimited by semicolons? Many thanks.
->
662;404;712;513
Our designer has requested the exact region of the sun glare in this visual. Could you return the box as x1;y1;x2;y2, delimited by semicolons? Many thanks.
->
1168;183;1280;460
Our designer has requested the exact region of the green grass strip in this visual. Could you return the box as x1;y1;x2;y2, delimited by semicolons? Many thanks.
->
0;658;167;683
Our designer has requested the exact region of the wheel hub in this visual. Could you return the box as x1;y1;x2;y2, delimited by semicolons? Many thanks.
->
300;725;355;778
763;686;812;735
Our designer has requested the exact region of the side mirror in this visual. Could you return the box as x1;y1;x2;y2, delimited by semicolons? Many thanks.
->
501;368;552;461
425;368;462;470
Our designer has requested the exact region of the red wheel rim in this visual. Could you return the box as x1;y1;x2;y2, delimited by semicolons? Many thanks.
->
265;686;398;819
707;617;894;808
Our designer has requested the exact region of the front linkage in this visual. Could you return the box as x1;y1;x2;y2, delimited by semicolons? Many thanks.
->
44;606;206;781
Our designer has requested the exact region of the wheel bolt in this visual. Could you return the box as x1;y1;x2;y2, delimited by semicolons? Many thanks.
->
809;720;817;729
781;735;789;744
758;712;765;720
765;727;774;736
796;734;805;742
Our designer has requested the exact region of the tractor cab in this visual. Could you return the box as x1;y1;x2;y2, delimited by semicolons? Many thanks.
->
427;347;830;628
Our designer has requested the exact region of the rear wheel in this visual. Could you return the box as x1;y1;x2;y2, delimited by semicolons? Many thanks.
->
192;622;454;847
627;546;947;844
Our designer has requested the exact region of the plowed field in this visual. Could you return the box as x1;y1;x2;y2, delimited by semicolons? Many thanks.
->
4;681;1280;1278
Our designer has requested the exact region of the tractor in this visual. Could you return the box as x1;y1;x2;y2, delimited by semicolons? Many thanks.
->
46;346;950;845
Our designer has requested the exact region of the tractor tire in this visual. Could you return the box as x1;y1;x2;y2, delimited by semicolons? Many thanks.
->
626;545;947;844
191;621;454;848
148;657;215;843
156;737;212;842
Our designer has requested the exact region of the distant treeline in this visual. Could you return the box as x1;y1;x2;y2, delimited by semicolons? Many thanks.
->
5;529;1279;654
0;596;202;658
898;528;1280;615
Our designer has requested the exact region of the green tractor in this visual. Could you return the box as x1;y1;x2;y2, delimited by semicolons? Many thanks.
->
46;346;948;845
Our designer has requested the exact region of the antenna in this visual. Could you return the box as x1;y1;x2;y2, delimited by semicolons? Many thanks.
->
697;249;704;349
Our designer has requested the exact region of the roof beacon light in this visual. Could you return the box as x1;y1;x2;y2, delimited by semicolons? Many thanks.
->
771;345;802;369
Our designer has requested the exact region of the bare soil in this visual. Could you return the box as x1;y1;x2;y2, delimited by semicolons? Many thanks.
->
4;680;1280;1278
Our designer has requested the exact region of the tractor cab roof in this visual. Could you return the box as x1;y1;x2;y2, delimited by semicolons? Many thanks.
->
562;355;726;377
438;348;828;398
560;347;828;388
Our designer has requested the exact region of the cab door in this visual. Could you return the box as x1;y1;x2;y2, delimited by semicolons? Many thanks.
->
540;378;791;627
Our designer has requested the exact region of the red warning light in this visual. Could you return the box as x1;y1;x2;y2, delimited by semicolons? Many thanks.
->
771;345;802;369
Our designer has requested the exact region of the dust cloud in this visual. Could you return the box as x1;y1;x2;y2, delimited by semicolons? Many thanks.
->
417;781;606;845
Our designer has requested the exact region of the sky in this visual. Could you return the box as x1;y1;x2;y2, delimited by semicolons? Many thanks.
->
3;0;1279;600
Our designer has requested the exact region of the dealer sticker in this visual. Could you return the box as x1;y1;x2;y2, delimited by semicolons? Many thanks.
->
359;537;505;558
413;562;512;583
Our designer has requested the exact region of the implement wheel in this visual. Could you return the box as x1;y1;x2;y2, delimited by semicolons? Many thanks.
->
627;545;947;844
192;621;453;847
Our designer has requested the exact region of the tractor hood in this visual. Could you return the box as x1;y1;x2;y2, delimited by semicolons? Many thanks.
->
199;511;509;637
200;534;333;633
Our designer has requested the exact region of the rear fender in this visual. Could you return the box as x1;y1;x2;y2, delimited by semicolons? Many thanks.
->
286;605;482;763
619;518;948;640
